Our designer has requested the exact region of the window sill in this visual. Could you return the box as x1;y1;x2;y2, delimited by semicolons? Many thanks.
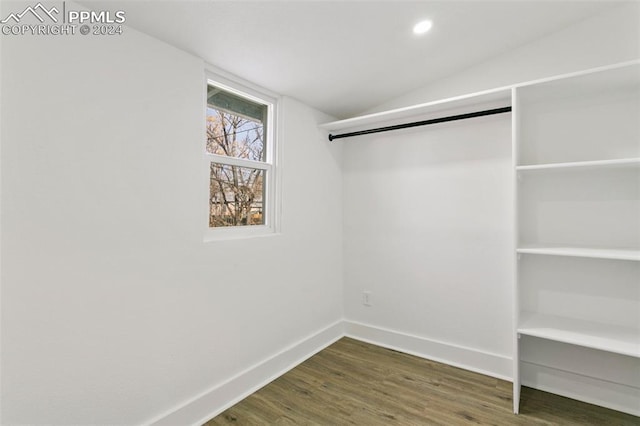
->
203;225;280;242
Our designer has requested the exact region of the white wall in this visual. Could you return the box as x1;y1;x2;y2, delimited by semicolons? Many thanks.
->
342;111;514;378
0;4;343;425
367;2;640;114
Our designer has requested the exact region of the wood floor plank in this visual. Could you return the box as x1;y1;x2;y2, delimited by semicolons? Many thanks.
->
204;338;640;425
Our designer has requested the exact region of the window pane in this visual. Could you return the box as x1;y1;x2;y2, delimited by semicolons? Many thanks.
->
207;86;267;161
209;164;265;227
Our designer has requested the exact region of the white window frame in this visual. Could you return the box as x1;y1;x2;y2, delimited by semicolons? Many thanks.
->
203;69;280;241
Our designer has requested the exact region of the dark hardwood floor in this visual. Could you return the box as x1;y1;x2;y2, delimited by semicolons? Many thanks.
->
205;337;639;425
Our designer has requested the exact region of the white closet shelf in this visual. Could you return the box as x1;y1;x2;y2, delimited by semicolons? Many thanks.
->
516;60;640;104
518;311;640;358
320;60;639;135
517;246;640;261
516;158;640;172
319;87;512;133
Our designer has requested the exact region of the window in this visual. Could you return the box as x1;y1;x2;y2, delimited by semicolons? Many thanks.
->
205;77;277;238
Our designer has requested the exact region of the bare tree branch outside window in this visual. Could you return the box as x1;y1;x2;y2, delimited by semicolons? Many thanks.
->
207;108;266;227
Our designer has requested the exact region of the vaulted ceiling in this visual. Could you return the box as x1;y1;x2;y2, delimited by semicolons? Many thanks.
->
82;1;622;118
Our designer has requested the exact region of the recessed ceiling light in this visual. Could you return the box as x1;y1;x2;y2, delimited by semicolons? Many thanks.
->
413;19;433;35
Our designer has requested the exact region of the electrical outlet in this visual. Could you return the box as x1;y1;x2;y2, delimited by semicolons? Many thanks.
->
362;291;372;307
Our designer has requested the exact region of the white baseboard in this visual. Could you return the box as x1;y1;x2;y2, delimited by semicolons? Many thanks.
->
145;320;638;425
146;320;345;426
521;361;640;417
145;319;511;426
344;320;512;381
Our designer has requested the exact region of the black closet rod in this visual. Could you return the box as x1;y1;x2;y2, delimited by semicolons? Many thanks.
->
327;106;512;141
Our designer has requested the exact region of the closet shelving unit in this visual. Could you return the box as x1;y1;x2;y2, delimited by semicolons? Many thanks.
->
513;61;640;414
321;59;640;416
